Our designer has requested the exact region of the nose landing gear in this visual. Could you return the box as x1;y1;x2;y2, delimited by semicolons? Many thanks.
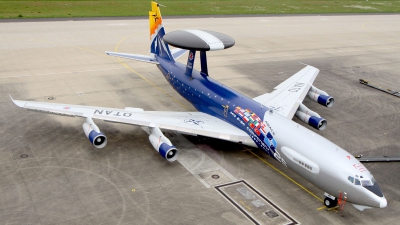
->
324;192;348;212
324;193;338;208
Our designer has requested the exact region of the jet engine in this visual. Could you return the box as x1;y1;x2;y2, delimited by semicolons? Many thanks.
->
295;104;327;131
307;85;334;107
148;127;178;162
82;117;107;148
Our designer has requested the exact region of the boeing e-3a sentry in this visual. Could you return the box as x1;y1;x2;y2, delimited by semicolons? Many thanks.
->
11;2;386;211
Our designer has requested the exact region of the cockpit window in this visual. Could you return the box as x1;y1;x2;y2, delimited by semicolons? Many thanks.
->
348;176;354;183
349;175;376;186
361;179;373;186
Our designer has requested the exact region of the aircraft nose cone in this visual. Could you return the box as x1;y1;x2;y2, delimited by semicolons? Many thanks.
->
380;198;387;208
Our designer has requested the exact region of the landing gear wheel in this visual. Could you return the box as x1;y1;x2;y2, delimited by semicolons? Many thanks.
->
324;197;338;208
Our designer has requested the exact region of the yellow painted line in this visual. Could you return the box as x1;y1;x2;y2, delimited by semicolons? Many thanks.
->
116;60;191;110
113;34;191;110
362;21;400;43
247;149;324;204
239;200;252;211
326;206;339;212
28;38;120;63
28;32;191;110
114;34;139;53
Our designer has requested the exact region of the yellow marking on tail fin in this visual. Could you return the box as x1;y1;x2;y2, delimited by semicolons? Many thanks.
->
149;1;163;39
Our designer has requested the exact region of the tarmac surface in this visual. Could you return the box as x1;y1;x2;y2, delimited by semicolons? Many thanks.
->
0;14;399;225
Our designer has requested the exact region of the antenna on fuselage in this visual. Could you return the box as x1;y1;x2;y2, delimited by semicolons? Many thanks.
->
163;30;235;77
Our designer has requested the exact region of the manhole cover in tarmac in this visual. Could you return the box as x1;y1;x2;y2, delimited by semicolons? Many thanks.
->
265;210;279;218
20;154;28;158
211;174;220;179
46;96;55;100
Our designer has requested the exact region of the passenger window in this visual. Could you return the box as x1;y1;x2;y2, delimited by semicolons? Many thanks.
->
355;179;361;185
348;176;354;183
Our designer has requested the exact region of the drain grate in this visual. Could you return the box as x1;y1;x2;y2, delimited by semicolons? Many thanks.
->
46;96;55;100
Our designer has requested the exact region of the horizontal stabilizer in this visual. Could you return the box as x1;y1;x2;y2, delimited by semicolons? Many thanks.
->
106;51;159;64
170;48;188;60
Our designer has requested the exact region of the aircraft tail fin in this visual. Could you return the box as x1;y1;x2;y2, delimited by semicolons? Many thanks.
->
149;1;174;61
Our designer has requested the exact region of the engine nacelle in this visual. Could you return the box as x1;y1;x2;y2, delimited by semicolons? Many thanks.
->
149;127;178;162
82;117;107;148
295;104;327;130
307;85;334;107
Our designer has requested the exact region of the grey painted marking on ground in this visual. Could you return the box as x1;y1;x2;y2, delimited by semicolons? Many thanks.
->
215;180;299;225
173;133;238;188
141;128;237;188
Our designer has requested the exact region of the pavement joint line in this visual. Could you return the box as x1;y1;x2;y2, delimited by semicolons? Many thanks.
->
0;67;126;79
17;31;191;110
210;45;400;64
28;38;120;63
114;32;191;110
246;148;324;204
215;180;299;225
0;64;155;79
362;21;400;43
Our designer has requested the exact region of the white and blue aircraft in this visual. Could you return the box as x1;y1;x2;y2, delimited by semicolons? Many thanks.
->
11;2;386;211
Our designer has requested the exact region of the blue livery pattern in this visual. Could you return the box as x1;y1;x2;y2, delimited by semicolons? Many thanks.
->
148;2;287;167
88;130;106;148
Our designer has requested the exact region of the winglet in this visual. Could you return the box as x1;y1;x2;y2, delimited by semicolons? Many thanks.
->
9;95;26;108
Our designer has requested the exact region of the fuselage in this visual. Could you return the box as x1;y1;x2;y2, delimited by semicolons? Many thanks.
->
156;56;387;209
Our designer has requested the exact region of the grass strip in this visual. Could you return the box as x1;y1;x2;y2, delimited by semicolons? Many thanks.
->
1;0;399;19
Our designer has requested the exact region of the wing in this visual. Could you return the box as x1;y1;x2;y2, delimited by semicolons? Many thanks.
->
253;65;319;119
10;97;253;145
